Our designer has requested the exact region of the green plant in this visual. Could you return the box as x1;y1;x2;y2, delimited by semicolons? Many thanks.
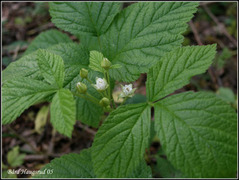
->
2;2;237;178
2;146;26;178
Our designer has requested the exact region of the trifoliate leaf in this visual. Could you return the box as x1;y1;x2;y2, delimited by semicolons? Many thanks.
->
46;43;89;87
146;45;216;102
50;89;76;138
24;29;72;55
92;103;151;178
49;2;122;37
154;91;237;178
101;2;199;82
2;77;57;124
34;149;95;178
37;49;65;88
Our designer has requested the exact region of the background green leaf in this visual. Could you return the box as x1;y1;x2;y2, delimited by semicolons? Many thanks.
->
50;89;76;137
101;2;199;82
92;103;151;178
146;45;216;102
154;91;237;177
24;29;72;55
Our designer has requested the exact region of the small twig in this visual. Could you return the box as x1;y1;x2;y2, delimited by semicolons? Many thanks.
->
77;122;96;135
202;4;237;47
6;126;39;154
189;19;223;89
24;154;47;161
189;20;203;45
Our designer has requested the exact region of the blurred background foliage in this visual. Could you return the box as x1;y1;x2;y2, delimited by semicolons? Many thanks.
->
2;2;237;178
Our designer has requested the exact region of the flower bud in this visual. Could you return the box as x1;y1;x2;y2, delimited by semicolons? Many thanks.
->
76;82;87;94
101;57;112;70
99;97;110;107
80;68;88;79
93;77;108;92
105;105;112;112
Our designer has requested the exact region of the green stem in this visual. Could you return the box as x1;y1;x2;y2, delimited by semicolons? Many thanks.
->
86;92;100;104
86;78;93;84
120;97;128;106
106;70;112;107
73;92;99;106
112;96;116;109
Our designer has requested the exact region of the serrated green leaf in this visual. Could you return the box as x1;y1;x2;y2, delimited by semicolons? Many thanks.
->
89;50;104;73
37;49;65;88
154;91;237;178
146;45;216;102
101;2;199;82
79;35;100;51
109;64;122;69
49;2;121;37
50;89;76;138
34;149;95;178
127;159;152;178
2;51;42;84
92;103;151;178
24;29;72;55
46;43;89;87
2;77;57;124
7;146;26;167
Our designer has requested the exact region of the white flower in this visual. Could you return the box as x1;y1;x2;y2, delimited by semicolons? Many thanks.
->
93;77;108;91
119;84;136;98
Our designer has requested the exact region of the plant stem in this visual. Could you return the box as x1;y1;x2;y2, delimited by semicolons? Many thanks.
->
86;77;93;84
86;92;100;104
73;92;99;106
112;95;116;109
120;97;128;106
106;70;112;107
6;126;39;154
